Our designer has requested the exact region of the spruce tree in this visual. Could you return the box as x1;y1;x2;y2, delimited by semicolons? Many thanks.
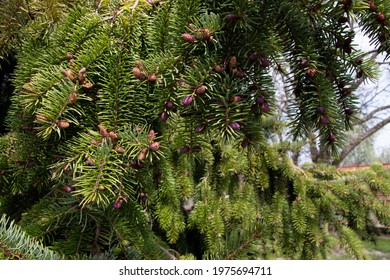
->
0;0;389;260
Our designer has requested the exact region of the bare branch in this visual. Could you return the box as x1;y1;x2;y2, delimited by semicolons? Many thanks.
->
333;116;390;166
359;105;390;123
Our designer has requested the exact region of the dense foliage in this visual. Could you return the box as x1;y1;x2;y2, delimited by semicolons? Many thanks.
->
0;0;389;260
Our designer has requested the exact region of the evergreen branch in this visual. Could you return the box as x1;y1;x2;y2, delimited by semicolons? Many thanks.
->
225;230;261;260
0;214;62;260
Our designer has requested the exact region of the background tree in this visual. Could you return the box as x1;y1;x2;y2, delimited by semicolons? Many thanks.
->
0;0;389;260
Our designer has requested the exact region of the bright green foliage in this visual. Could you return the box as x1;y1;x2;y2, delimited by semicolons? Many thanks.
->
0;0;389;260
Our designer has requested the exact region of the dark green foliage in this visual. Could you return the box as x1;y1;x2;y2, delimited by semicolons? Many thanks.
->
0;0;389;260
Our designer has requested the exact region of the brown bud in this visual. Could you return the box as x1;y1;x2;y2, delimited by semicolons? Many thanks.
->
83;81;93;89
150;141;160;152
138;148;148;161
229;56;237;68
115;146;125;154
78;67;87;83
68;92;78;105
202;29;212;40
133;67;146;81
147;130;155;142
98;185;106;191
98;124;108;138
66;53;73;60
148;73;157;83
90;139;99;145
109;131;118;141
62;70;76;82
56;120;70;129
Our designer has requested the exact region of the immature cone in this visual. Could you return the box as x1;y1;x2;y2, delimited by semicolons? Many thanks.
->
229;122;240;130
133;67;146;81
195;125;204;133
166;100;174;110
320;116;329;125
180;146;190;153
150;141;160;152
182;95;193;106
355;59;363;65
241;139;249;148
140;192;148;202
234;69;245;78
63;186;75;193
195;85;207;95
316;107;325;114
56;120;70;129
225;13;239;23
376;12;386;23
160;112;169;122
148;73;157;83
328;134;337;142
262;102;270;113
260;58;270;68
307;68;317;77
147;130;155;142
232;95;242;102
181;33;196;43
248;52;259;63
300;60;309;68
256;96;265;104
178;80;188;87
113;200;122;209
345;108;354;115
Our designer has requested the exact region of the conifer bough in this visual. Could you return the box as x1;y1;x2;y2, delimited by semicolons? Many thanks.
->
0;0;389;261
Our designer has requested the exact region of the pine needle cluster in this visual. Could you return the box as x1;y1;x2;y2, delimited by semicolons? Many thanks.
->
0;0;389;259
